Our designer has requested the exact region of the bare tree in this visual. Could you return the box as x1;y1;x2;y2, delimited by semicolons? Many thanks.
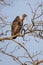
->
0;1;43;65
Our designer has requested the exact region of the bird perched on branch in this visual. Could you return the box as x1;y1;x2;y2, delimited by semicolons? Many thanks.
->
11;14;27;39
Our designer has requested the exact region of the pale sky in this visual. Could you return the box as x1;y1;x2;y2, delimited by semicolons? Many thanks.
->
0;0;43;65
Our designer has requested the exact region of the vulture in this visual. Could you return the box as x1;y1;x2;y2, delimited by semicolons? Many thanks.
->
11;14;27;39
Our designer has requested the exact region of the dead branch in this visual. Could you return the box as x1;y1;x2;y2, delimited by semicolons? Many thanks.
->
34;60;43;65
0;49;23;65
0;1;43;65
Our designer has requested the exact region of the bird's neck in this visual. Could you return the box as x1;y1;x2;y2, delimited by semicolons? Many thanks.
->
20;16;24;21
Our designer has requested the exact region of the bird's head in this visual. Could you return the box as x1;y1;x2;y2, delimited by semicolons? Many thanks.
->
22;14;27;17
20;14;27;20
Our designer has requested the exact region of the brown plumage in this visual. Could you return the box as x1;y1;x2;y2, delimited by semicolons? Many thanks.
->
11;14;27;39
